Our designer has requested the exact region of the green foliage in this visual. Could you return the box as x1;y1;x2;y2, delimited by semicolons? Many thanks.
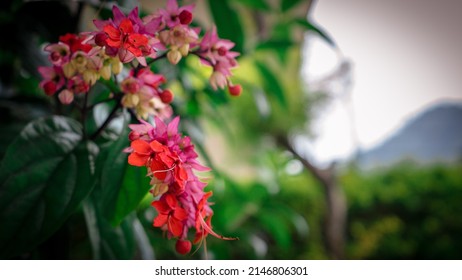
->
342;163;462;259
208;0;245;53
0;116;98;258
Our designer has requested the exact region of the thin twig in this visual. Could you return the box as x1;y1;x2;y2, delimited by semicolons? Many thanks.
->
90;98;122;140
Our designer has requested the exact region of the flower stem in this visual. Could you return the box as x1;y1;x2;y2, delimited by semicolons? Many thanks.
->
90;97;122;140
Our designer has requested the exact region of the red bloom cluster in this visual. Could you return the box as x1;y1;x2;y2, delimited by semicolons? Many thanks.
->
120;68;173;120
126;117;235;254
39;33;121;104
38;1;241;255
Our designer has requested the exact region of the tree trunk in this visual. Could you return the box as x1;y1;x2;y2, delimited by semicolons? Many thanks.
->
277;135;347;259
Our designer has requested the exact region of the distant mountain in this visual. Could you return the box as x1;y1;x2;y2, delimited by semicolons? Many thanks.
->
359;102;462;168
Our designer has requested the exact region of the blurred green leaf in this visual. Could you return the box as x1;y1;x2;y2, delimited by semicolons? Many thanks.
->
83;199;136;259
255;61;287;107
281;0;304;12
258;211;291;249
0;116;98;258
256;39;294;64
235;0;270;11
208;0;245;54
294;18;336;47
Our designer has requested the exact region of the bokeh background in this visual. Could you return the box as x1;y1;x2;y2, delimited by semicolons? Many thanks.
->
1;0;461;259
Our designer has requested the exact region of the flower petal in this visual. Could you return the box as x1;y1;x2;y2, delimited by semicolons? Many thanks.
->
168;217;184;237
128;152;149;166
131;139;152;154
152;200;171;213
153;213;168;227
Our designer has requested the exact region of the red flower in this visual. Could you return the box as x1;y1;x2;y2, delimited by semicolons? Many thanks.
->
128;139;188;191
59;33;92;53
104;18;149;58
152;194;188;237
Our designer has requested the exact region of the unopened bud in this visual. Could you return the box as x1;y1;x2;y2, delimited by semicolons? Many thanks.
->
83;71;99;85
167;49;182;65
58;89;74;104
179;10;193;25
121;93;140;108
179;44;189;57
175;239;192;255
43;81;57;96
228;84;242;96
63;63;76;78
100;65;112;80
128;131;140;141
111;59;122;75
94;33;108;47
160;89;174;104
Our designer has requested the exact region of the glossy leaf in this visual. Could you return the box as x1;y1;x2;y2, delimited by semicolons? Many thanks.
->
294;18;336;47
83;199;136;259
0;116;98;258
95;118;130;221
110;164;151;226
208;0;245;54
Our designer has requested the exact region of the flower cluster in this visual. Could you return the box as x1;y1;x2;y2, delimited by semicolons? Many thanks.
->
38;0;240;255
40;0;242;118
126;117;235;254
39;33;123;104
120;68;173;119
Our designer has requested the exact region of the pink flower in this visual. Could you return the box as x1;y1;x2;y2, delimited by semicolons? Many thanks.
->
126;117;235;252
120;68;172;120
93;6;155;65
38;66;65;96
198;27;241;93
157;0;195;28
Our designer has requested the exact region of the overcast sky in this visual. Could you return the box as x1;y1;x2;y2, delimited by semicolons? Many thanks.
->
303;0;462;164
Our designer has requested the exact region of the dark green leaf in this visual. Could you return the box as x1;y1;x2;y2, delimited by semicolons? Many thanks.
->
255;61;287;107
83;199;136;259
110;164;151;226
235;0;270;11
0;116;98;258
294;18;336;47
95;119;130;220
208;0;245;54
281;0;304;12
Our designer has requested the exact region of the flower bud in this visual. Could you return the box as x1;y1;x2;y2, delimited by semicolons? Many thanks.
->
128;131;140;141
228;84;242;96
100;65;112;80
95;33;108;47
121;93;140;108
63;63;76;78
43;81;57;96
58;89;74;104
83;71;99;85
175;239;192;255
160;89;174;104
111;59;122;75
179;44;189;57
179;10;193;25
167;49;182;65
